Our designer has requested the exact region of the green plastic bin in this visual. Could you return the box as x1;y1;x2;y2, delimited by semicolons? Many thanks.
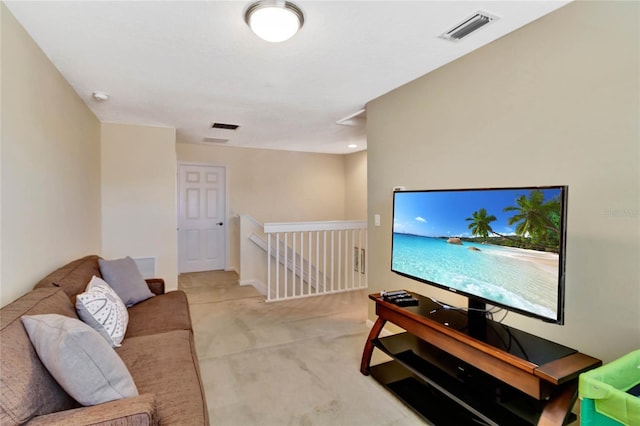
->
579;349;640;426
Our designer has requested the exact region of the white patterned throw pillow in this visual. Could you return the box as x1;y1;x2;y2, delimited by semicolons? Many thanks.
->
76;276;129;347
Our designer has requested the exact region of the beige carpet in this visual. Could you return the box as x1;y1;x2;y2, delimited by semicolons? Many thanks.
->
179;271;424;426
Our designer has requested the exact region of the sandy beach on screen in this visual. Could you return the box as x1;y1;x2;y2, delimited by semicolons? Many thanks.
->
489;245;559;274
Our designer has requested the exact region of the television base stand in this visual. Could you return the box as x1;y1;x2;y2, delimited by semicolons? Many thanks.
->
361;292;601;426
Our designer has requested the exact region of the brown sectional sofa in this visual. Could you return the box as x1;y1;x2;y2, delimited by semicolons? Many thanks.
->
0;255;209;425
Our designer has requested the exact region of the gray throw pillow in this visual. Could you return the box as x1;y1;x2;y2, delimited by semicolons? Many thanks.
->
21;314;139;406
99;257;154;307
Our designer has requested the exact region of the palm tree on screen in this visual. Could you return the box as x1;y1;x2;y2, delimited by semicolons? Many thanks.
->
465;208;497;237
504;190;561;249
504;190;560;234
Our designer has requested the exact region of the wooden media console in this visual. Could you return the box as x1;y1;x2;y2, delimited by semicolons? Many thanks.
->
360;292;601;425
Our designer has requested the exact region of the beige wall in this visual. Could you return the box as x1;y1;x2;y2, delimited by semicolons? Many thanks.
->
345;150;367;220
366;1;639;363
177;143;347;222
1;4;102;306
101;123;178;291
177;143;350;271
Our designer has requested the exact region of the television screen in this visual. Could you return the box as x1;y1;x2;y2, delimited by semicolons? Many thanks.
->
391;186;568;324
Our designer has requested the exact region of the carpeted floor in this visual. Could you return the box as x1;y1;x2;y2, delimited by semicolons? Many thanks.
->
179;271;424;426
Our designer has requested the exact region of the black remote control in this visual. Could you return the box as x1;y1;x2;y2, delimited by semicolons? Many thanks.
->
384;293;410;301
395;297;419;307
391;296;413;302
381;290;408;297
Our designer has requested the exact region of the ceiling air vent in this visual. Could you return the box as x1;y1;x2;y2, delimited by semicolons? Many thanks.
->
203;137;229;144
440;11;498;41
211;122;239;130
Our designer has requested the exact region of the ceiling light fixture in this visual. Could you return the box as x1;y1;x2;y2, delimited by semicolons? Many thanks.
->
245;0;304;43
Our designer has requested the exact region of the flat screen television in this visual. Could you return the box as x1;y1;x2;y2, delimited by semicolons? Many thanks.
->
391;185;568;327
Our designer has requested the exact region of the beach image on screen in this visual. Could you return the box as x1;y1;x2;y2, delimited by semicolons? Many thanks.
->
392;188;564;320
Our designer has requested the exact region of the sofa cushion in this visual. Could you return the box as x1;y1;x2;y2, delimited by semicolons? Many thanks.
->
116;330;208;425
99;257;155;307
125;290;192;338
21;314;139;407
0;288;80;425
33;255;102;304
76;276;129;347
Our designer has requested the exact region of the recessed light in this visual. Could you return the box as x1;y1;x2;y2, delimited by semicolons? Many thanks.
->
348;144;358;149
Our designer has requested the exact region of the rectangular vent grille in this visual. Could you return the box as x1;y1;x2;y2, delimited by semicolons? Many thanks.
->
203;137;229;144
133;257;155;279
211;122;239;130
441;11;497;41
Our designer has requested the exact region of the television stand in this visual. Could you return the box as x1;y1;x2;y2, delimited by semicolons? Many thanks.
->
361;292;601;426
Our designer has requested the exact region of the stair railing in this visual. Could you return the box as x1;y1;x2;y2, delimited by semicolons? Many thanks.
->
265;220;368;301
240;215;368;302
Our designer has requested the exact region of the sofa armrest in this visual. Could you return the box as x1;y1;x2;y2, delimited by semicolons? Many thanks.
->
145;278;165;295
26;394;157;426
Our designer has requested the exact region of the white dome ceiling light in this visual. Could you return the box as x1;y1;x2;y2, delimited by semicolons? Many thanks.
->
245;0;304;43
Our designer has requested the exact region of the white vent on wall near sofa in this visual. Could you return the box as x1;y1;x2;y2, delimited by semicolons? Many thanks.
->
133;257;156;279
440;11;499;41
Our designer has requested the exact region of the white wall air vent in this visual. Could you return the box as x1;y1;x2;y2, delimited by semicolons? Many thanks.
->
440;11;498;41
133;257;155;279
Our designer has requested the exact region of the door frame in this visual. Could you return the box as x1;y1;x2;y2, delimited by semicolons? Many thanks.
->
177;161;229;273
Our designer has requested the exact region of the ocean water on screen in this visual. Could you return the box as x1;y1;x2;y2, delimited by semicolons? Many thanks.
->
392;233;559;320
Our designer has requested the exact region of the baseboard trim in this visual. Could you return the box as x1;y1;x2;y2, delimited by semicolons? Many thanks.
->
239;279;266;295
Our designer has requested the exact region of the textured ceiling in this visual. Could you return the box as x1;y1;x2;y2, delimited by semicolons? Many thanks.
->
5;1;570;154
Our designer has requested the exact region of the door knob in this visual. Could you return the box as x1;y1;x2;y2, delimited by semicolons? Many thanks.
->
216;222;224;226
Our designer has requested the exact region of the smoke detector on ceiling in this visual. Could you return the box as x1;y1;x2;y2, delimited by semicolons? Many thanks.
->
92;91;109;101
440;11;499;41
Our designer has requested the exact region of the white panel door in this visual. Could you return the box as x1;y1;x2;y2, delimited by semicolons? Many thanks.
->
178;164;226;273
